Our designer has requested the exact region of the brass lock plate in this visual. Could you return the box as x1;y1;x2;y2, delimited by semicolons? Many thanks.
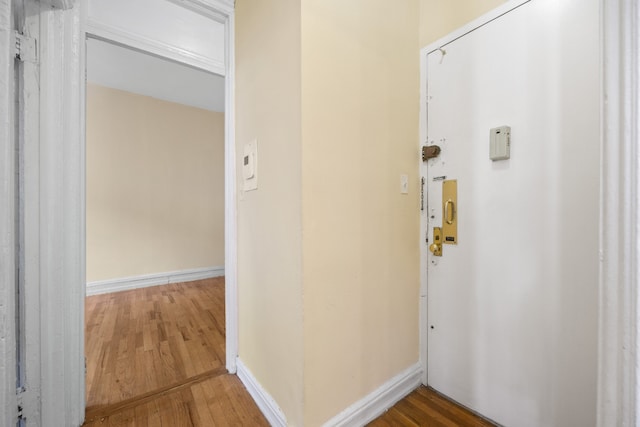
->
442;180;457;244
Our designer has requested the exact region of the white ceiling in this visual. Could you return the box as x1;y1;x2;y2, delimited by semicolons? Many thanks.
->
87;38;225;112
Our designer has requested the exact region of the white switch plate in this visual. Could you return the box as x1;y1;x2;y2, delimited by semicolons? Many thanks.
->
400;174;409;194
243;139;258;191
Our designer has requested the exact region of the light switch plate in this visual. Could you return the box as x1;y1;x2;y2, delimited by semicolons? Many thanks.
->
490;126;511;161
243;139;258;191
400;174;409;194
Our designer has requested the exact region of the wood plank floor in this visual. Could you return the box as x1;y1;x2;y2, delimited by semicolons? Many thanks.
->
86;278;496;426
368;386;497;427
84;277;268;426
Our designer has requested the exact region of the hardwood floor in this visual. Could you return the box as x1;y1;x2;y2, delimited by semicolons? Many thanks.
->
368;386;497;427
86;279;495;426
84;277;268;426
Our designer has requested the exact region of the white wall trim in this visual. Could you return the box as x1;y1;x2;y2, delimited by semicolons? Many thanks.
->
223;10;238;374
418;37;429;387
86;266;225;296
236;359;287;427
37;1;86;424
597;0;640;425
323;363;422;427
184;0;234;16
0;0;17;425
165;0;231;22
85;19;226;76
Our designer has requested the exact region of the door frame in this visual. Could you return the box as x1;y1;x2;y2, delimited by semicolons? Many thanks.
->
418;0;639;424
0;0;236;424
598;0;639;424
0;0;17;424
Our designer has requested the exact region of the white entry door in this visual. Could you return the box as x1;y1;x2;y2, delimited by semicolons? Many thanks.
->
424;1;599;426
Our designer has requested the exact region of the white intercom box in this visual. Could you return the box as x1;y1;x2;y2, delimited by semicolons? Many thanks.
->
490;126;511;161
243;139;258;191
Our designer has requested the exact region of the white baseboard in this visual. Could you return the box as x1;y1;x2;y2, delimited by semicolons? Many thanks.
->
86;266;224;296
236;358;287;427
323;363;423;427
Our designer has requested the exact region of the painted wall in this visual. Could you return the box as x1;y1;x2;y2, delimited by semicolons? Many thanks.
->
86;84;225;282
234;0;526;425
419;0;508;47
235;0;305;425
300;0;420;425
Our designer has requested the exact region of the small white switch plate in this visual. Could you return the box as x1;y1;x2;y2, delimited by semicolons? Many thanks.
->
243;139;258;191
400;174;409;194
490;126;511;161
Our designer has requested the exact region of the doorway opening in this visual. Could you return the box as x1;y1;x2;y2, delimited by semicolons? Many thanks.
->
83;37;228;421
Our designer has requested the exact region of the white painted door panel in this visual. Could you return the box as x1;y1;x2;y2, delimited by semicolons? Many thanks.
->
425;1;599;426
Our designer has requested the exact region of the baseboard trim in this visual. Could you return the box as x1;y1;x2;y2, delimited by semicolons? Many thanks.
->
323;363;423;427
236;358;287;427
86;266;225;296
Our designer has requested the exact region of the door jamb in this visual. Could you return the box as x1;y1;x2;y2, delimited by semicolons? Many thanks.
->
0;0;17;424
597;0;639;425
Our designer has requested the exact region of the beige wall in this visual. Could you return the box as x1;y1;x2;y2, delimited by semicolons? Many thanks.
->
301;0;420;424
419;0;508;47
235;1;511;425
86;84;225;282
235;0;304;425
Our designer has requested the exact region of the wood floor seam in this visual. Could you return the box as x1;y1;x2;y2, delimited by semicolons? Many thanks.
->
84;366;227;423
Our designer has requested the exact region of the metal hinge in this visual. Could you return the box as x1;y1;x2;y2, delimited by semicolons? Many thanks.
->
12;31;37;63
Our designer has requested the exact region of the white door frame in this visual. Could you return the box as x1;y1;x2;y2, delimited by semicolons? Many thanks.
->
0;0;18;425
79;0;238;374
419;0;639;425
598;0;639;425
0;0;236;424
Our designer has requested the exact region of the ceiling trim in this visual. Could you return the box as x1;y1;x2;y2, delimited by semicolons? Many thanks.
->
86;18;225;76
166;0;234;22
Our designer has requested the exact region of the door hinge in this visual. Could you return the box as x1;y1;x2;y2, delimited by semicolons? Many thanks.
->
12;31;38;63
